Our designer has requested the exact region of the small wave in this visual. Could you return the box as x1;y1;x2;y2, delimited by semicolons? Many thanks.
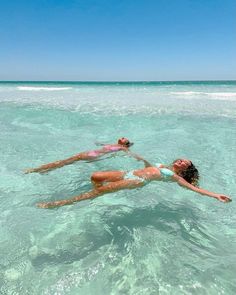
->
17;86;72;91
207;92;236;97
171;91;236;97
171;91;199;95
171;91;236;101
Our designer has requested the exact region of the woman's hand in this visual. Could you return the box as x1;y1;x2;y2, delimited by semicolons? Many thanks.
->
215;194;232;203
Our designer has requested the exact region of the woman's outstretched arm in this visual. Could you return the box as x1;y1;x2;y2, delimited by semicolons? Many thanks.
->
94;141;109;146
37;179;143;208
24;153;85;174
124;150;153;167
173;175;232;203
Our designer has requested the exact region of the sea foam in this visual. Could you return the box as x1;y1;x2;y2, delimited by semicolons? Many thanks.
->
171;91;236;101
17;86;72;91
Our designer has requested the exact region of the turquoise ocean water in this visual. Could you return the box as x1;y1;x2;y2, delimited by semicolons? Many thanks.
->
0;81;236;294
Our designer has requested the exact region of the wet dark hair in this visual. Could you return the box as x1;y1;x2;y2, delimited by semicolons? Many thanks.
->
118;137;133;147
178;162;199;186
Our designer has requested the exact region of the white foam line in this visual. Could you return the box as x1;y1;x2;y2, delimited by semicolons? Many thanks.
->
171;91;236;97
207;92;236;97
171;91;202;95
17;86;72;91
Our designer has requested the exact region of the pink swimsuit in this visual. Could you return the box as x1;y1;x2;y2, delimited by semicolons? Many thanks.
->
87;150;101;157
87;145;122;157
104;145;121;152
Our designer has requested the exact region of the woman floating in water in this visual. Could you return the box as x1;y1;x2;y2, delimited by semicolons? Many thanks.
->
25;137;135;174
38;158;232;208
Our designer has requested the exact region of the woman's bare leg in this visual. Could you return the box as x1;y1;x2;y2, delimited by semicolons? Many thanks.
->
37;179;144;209
24;152;98;174
91;171;125;187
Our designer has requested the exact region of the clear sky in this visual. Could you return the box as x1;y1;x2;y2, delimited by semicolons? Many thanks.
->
0;0;235;81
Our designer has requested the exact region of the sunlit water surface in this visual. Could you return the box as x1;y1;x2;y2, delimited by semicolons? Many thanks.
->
0;81;236;295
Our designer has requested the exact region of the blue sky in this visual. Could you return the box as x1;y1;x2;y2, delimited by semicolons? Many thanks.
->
0;0;235;81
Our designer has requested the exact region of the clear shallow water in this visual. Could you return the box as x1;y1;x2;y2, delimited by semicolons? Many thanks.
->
0;81;236;294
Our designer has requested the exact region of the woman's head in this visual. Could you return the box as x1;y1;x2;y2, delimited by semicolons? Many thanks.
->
173;159;199;185
118;137;133;147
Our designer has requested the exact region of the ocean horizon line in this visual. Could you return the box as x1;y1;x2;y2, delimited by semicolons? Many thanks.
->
0;80;236;84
